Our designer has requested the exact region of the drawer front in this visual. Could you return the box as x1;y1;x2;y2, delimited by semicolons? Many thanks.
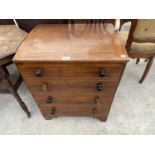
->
18;63;123;80
16;62;125;121
25;79;118;95
40;104;95;118
39;102;111;120
32;93;113;106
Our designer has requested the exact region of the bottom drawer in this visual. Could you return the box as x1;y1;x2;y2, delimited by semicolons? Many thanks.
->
40;104;94;118
38;102;112;122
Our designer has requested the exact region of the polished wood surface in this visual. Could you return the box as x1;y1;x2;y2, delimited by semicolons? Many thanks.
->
22;79;118;95
17;63;123;80
14;24;128;62
14;24;128;121
0;25;27;60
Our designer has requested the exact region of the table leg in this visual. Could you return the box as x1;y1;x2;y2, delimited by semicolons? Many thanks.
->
8;85;31;118
1;66;31;118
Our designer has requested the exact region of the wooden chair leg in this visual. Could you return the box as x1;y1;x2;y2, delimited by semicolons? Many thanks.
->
139;56;154;84
136;58;140;64
4;75;31;118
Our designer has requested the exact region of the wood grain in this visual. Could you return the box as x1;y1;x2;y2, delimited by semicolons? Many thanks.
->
14;24;128;121
13;24;128;62
23;79;118;95
0;25;27;60
17;63;123;80
39;103;109;121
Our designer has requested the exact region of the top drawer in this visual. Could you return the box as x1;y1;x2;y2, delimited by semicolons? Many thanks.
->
17;63;124;80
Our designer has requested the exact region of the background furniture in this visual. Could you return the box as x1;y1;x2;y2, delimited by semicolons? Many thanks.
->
0;24;31;118
0;19;68;32
14;24;128;121
125;19;155;83
0;19;128;32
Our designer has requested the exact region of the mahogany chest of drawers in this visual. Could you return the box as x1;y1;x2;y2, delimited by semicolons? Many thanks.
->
13;24;129;121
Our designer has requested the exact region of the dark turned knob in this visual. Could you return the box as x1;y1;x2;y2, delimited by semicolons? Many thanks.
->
96;83;103;91
50;107;56;115
46;96;53;104
99;69;107;77
35;68;43;77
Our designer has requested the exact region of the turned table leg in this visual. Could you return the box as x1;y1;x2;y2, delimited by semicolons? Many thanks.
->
1;66;31;118
8;85;31;118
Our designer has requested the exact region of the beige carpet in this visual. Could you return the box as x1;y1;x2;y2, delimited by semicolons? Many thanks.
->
0;58;155;135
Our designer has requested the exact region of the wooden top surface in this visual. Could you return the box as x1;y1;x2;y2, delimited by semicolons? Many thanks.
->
13;24;129;62
0;25;27;60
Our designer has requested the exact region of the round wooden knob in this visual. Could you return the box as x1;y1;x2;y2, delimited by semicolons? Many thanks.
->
95;96;100;105
47;96;53;104
96;83;103;91
99;69;107;77
35;68;43;77
50;107;56;115
42;83;48;91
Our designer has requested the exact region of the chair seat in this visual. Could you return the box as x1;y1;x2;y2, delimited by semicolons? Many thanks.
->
0;25;27;59
119;31;155;55
129;42;155;55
